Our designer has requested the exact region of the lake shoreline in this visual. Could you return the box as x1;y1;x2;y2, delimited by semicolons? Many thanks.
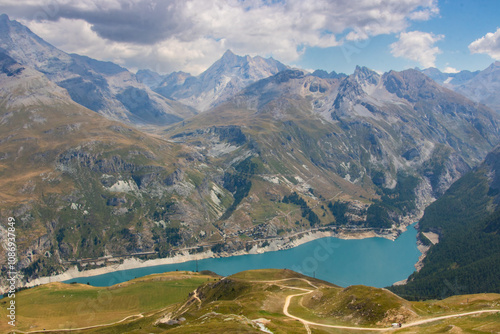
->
19;224;414;289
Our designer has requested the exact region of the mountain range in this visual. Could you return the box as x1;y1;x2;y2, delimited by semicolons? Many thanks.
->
138;49;289;112
1;14;500;299
420;62;500;114
0;14;196;126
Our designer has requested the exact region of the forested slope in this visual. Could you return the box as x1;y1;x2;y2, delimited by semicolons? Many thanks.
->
389;146;500;299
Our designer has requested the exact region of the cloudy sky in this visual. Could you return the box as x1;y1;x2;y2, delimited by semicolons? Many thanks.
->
1;0;499;75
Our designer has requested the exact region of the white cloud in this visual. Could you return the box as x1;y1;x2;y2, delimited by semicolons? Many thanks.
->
390;31;443;68
469;28;500;60
5;0;439;74
21;18;225;74
443;66;459;74
409;4;440;21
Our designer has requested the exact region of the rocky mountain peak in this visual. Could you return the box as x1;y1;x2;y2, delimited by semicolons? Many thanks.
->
419;67;448;82
202;49;286;81
419;67;481;87
353;65;380;86
136;68;164;87
221;49;237;60
0;13;9;23
484;61;500;73
311;69;329;78
0;14;14;33
354;65;377;77
420;62;500;113
332;66;377;107
202;50;242;77
0;14;71;70
382;69;442;102
311;69;347;79
156;50;288;111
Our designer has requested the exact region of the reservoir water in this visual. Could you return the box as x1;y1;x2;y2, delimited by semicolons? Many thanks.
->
64;223;421;288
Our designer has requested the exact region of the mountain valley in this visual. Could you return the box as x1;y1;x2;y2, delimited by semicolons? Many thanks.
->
0;13;500;316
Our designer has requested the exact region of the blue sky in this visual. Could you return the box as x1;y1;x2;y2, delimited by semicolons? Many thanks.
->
296;0;500;74
2;0;499;75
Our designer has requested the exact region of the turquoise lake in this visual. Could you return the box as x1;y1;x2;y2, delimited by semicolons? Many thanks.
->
64;224;421;288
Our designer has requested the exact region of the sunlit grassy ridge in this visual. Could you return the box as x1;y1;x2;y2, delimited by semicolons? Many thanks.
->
2;269;498;333
0;271;214;332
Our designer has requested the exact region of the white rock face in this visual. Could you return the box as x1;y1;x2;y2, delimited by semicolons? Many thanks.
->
210;189;221;206
207;142;239;157
107;180;139;193
263;176;280;184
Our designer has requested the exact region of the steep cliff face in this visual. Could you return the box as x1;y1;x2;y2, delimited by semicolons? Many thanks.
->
328;68;498;199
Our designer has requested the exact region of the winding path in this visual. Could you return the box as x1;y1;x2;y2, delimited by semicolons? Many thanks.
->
192;289;202;307
276;278;500;332
400;310;500;328
12;314;144;333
